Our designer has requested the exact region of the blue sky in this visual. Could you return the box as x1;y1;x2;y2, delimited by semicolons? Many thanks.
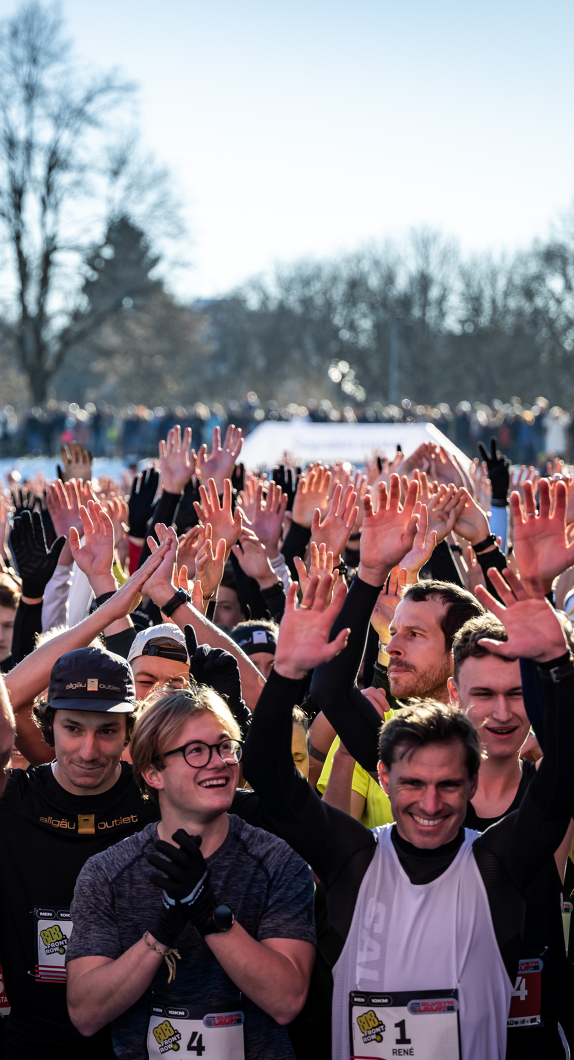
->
9;0;574;297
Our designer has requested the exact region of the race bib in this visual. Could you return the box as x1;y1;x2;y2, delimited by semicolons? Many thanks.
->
507;957;542;1028
34;906;71;983
0;963;10;1015
350;989;460;1059
147;1003;245;1059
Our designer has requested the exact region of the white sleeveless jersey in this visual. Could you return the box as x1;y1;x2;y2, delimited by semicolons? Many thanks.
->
331;825;512;1060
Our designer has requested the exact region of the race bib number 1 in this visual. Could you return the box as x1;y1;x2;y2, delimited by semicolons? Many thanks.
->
147;1004;245;1059
34;907;71;983
350;989;460;1059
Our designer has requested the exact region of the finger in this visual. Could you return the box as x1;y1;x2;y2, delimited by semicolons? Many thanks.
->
285;581;299;612
522;480;537;518
311;508;321;535
69;525;81;555
538;478;551;519
79;504;94;537
146;535;159;553
402;477;419;517
324;626;350;659
293;556;307;583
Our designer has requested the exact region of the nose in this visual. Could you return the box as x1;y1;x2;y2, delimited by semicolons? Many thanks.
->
77;732;100;761
386;633;403;657
417;785;442;817
490;694;513;723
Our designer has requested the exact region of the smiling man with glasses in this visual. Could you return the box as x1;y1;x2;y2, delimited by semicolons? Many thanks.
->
65;685;316;1060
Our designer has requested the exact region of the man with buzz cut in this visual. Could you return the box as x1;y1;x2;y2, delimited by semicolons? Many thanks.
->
0;646;160;1060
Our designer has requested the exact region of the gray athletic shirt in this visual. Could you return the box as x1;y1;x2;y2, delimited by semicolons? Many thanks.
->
67;814;316;1060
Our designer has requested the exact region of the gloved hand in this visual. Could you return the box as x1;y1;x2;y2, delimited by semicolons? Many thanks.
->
477;437;511;504
128;467;160;538
272;463;301;512
175;479;201;535
10;511;66;598
184;625;250;732
148;830;217;946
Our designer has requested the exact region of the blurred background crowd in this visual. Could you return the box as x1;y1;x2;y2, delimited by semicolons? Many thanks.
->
1;394;571;467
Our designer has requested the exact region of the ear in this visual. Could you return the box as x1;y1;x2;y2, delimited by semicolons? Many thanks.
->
447;676;460;707
378;761;390;795
141;762;166;795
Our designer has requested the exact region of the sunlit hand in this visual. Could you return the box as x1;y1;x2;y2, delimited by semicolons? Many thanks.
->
452;487;491;546
371;567;408;640
239;480;287;559
475;567;568;663
69;501;116;596
292;464;332;528
159;425;195;495
512;479;574;593
294;542;339;605
196;524;226;602
193;478;242;553
274;574;349;681
400;504;437;576
196;425;243;494
311;483;358;564
359;475;419;587
232;528;278;589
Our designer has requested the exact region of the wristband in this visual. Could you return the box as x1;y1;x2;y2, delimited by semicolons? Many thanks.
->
349;532;362;541
491;498;508;508
195;904;235;937
537;653;572;683
94;590;117;608
473;533;497;554
142;931;181;983
161;588;191;618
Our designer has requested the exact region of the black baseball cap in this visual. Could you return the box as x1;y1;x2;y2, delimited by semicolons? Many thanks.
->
48;647;136;714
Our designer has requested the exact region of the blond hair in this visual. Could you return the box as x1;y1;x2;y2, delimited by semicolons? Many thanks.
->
131;686;241;802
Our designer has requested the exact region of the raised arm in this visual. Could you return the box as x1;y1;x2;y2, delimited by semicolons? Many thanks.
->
4;542;170;713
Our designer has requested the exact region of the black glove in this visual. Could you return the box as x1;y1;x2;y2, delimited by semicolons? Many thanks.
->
128;467;160;538
272;463;301;512
148;830;217;946
231;462;245;495
174;479;201;535
10;511;66;598
184;625;250;732
10;486;37;519
477;437;510;504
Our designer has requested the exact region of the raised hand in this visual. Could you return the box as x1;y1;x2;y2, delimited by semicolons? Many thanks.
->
142;524;179;607
311;483;358;564
371;567;409;640
128;467;160;539
69;501;116;596
193;478;242;554
426;485;464;544
475;567;568;663
429;445;470;491
464;544;486;592
477;436;510;504
274;574;350;681
359;475;419;586
232;528;278;589
10;485;38;519
510;465;539;502
512;479;574;593
240;480;288;558
396;442;433;479
159;425;195;495
176;525;203;579
294;542;339;601
196;524;227;601
10;511;65;600
104;496;129;553
451;487;491;546
291;464;332;528
57;441;92;483
272;463;300;511
196;425;243;494
46;479;83;538
400;503;437;577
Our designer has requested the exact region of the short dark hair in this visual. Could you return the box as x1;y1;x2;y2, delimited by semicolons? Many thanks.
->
0;574;20;611
401;581;484;653
379;699;481;779
33;702;136;748
452;614;508;680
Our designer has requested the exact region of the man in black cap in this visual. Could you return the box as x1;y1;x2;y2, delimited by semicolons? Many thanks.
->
0;646;160;1060
230;620;278;680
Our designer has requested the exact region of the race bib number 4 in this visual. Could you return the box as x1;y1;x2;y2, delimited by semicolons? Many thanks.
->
34;907;71;983
507;957;542;1028
350;989;460;1059
147;1004;245;1059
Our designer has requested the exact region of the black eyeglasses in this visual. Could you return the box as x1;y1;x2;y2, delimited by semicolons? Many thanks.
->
160;738;243;769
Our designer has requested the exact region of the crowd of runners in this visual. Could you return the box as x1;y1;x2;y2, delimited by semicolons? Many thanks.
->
0;423;573;1059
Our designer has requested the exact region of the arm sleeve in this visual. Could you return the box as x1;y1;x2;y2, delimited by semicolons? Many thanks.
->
282;521;312;582
11;601;43;664
310;576;384;773
137;490;181;568
427;540;464;586
260;581;286;622
518;658;546;749
475;544;508;603
41;563;73;632
268;553;292;595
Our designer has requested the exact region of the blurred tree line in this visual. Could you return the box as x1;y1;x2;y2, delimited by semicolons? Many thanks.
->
2;3;574;414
